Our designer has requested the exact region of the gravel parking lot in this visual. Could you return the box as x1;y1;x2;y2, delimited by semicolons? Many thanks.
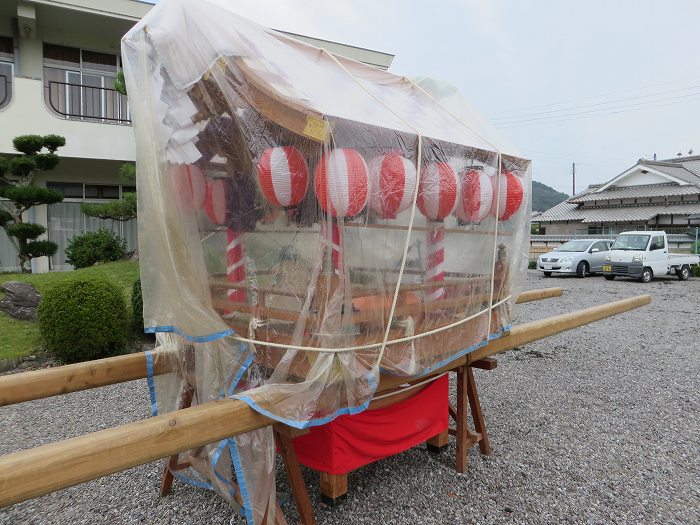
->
1;271;698;525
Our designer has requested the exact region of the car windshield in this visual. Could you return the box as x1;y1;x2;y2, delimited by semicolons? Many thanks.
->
612;234;650;251
556;240;591;252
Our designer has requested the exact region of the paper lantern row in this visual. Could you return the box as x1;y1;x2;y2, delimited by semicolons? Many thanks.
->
174;147;524;224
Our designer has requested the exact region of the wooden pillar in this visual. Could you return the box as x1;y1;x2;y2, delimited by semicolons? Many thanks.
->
319;472;348;507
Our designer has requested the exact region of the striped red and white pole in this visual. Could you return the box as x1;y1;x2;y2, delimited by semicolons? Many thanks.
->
226;228;247;303
417;162;457;303
425;224;446;302
320;220;344;277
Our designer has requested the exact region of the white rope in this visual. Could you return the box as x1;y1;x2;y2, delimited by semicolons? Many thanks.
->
227;296;511;353
216;52;516;357
404;77;508;341
319;49;425;366
487;153;502;337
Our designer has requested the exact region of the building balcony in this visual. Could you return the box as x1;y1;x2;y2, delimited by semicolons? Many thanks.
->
46;80;130;125
0;77;135;162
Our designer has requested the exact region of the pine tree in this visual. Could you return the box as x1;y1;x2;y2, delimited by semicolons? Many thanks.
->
0;134;66;273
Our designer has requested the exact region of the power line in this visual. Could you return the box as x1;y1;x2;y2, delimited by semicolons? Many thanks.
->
485;73;700;116
496;94;700;128
495;91;700;125
489;84;700;121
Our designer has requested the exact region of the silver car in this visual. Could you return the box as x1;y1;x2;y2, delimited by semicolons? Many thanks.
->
537;238;614;278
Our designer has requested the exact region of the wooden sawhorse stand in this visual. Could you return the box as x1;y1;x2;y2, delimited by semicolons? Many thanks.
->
319;358;497;505
160;423;316;525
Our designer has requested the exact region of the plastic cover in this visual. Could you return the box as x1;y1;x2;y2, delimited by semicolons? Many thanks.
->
123;0;531;522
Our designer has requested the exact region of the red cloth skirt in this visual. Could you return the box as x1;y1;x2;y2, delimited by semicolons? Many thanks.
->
292;375;448;474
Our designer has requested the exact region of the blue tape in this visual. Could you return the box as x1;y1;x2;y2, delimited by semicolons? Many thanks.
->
233;373;377;430
229;438;255;525
145;351;158;416
228;351;254;397
144;325;235;343
172;469;213;491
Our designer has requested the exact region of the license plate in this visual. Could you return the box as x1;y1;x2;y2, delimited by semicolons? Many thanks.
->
603;265;612;272
544;264;552;270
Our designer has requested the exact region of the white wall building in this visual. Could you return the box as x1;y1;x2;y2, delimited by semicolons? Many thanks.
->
0;0;394;272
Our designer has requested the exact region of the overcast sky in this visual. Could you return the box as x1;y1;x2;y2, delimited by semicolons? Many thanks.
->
148;0;700;194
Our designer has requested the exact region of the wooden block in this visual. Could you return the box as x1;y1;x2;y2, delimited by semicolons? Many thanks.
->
426;429;449;453
319;472;348;507
470;358;498;371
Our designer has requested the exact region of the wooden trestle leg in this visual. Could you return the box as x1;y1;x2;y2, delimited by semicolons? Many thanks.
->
446;358;496;473
274;426;317;525
159;383;195;497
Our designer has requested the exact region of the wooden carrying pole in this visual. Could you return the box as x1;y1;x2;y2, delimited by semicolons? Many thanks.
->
0;288;563;408
0;294;649;508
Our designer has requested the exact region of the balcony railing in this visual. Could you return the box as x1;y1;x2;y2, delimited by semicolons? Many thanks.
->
0;74;9;108
47;80;130;124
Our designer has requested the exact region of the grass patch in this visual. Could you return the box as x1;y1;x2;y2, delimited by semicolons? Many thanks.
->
0;317;42;360
0;261;140;361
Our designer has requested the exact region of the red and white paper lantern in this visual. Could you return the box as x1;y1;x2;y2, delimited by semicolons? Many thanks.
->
417;162;458;221
367;153;416;219
314;148;369;218
493;171;524;221
257;146;309;208
174;164;207;210
456;169;493;223
203;178;228;225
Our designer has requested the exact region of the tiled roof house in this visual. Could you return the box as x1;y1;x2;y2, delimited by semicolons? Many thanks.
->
535;155;700;236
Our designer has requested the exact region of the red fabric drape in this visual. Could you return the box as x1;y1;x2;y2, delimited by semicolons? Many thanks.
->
293;375;448;474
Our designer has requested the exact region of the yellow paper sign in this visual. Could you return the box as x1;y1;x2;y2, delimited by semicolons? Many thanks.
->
303;115;328;142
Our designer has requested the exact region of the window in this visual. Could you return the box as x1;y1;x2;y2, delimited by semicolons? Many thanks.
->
587;225;603;235
650;235;665;251
46;182;130;200
85;184;120;199
43;44;129;123
46;182;84;198
0;36;13;109
591;241;608;252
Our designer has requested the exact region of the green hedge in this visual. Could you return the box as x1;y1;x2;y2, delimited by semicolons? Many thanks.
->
65;229;127;269
38;278;128;363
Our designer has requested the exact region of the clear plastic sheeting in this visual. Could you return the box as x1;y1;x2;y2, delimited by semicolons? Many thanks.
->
123;0;531;522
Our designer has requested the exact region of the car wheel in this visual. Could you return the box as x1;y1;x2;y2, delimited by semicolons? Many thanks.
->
604;275;615;281
543;271;552;277
677;265;690;281
576;261;588;278
640;267;653;283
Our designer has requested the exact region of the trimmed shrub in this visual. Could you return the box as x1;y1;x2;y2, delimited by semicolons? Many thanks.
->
528;260;537;270
65;229;127;269
38;278;129;363
131;278;144;334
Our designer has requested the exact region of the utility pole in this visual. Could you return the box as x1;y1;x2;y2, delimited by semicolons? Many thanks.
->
572;162;576;196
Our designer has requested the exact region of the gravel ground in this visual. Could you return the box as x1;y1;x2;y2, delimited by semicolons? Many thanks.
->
1;271;698;525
